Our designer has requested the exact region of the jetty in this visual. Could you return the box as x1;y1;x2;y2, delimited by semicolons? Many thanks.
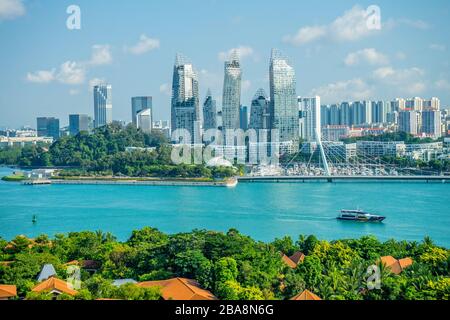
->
23;179;52;185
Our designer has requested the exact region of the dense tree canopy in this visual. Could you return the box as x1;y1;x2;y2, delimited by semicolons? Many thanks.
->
0;124;238;179
0;230;448;300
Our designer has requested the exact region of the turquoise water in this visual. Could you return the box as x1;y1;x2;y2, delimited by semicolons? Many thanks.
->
0;167;449;246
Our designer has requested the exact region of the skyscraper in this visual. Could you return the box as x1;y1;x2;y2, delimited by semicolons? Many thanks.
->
340;102;352;126
131;97;152;132
421;110;442;138
372;101;387;124
94;84;112;128
239;105;249;130
269;49;299;142
299;96;321;142
249;88;270;130
203;89;218;130
171;53;201;143
36;117;60;140
399;110;419;135
69;114;92;136
222;50;242;131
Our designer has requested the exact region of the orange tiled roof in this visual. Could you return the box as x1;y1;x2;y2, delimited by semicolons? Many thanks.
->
289;251;305;265
32;277;78;296
138;278;217;300
0;285;17;298
281;254;297;268
380;256;413;275
291;289;322;301
398;258;413;270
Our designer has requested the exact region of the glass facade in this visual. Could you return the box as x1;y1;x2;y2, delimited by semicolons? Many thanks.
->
93;84;112;128
69;114;92;136
269;49;298;142
36;117;60;140
222;50;242;131
249;88;270;131
203;89;218;130
171;53;200;143
131;97;153;128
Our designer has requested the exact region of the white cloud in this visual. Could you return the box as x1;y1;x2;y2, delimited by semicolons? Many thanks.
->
372;66;426;95
69;89;80;95
344;48;389;66
0;0;25;20
218;46;254;61
283;6;430;46
56;61;86;85
283;5;380;46
429;43;446;51
26;44;114;86
27;62;86;85
89;44;113;66
330;6;376;42
26;69;56;83
310;78;373;104
282;26;327;46
125;34;160;55
159;83;171;96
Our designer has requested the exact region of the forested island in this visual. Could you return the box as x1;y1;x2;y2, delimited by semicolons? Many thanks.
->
0;229;448;300
0;124;239;180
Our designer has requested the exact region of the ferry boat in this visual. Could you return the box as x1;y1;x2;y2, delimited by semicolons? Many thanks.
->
337;209;386;222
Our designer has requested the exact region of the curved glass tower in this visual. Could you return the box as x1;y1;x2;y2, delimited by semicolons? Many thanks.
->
171;53;201;143
222;50;242;131
269;49;298;142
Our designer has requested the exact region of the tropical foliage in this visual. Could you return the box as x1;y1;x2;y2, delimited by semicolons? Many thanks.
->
0;124;238;179
0;230;448;300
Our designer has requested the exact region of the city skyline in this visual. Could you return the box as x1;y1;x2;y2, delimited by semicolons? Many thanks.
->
1;0;450;128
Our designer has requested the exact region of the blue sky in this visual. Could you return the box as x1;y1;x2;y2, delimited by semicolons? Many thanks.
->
0;0;449;128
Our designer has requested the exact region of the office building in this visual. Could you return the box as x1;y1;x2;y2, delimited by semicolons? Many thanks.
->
36;117;60;140
269;49;299;142
202;89;219;130
69;114;92;136
299;96;321;142
249;88;270;131
131;96;153;129
239;105;249;130
94;84;112;128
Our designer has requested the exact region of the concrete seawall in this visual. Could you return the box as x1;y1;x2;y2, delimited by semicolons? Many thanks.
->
51;178;238;187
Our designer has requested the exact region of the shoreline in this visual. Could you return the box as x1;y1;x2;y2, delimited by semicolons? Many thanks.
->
50;177;238;187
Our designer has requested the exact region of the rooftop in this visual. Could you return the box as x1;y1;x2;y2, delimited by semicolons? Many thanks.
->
290;289;322;301
32;277;78;296
0;285;17;299
138;277;217;300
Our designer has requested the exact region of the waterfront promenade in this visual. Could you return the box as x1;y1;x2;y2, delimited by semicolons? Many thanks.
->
238;175;450;183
